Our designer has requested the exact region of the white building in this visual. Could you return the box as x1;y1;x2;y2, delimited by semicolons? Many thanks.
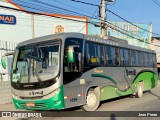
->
0;0;88;43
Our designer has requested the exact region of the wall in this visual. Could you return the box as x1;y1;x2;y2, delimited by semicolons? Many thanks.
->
0;40;17;105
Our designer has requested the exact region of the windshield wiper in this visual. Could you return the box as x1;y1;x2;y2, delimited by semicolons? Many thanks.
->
31;60;43;86
16;65;26;88
34;69;42;86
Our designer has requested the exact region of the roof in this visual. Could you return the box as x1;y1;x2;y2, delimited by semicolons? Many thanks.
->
17;32;155;53
17;32;84;46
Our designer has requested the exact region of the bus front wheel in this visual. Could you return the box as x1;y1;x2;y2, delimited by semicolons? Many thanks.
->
82;90;100;111
136;82;143;98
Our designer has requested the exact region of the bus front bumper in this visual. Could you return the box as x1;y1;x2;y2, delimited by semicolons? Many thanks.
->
12;87;65;110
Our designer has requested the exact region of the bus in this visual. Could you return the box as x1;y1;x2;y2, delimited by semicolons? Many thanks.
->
2;33;158;111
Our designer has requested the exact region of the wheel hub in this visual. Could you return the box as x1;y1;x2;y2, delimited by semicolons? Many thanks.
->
87;93;97;107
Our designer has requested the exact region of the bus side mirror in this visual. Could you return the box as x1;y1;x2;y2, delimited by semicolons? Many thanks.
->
1;57;7;69
1;52;14;69
67;46;75;63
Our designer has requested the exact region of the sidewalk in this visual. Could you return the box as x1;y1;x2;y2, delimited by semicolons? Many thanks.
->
0;102;26;111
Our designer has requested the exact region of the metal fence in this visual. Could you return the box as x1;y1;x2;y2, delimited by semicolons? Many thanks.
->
0;40;17;105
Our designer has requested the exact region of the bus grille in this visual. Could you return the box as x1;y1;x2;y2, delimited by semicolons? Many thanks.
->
20;96;43;100
18;102;49;109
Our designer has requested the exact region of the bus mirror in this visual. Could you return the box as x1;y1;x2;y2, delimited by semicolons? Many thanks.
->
1;57;7;69
1;52;14;69
67;46;75;63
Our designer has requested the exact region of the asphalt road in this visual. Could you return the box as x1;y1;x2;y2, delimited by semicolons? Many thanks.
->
1;82;160;120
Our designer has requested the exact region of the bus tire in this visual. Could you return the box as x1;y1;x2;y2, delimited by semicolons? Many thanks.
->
136;82;143;98
82;90;100;111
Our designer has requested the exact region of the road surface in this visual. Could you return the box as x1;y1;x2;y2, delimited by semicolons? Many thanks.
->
1;82;160;120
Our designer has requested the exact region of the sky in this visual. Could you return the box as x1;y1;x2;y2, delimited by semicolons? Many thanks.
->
12;0;160;37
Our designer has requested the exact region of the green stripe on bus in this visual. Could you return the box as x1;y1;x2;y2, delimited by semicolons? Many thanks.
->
99;71;158;101
100;86;132;101
132;71;158;91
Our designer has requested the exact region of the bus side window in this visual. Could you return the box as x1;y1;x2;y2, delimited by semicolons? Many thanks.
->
132;50;137;66
132;50;141;66
146;53;150;67
95;44;104;65
153;54;157;67
120;48;130;66
149;54;153;67
142;52;148;67
137;51;141;66
87;42;97;64
106;45;113;65
105;45;119;66
115;47;119;65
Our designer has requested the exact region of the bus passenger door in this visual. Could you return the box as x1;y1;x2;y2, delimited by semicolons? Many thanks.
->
63;38;84;109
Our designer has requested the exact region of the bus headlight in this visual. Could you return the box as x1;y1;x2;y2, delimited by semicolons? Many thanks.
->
43;88;60;99
12;93;20;100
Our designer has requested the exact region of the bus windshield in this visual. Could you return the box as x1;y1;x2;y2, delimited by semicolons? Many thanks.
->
11;41;60;89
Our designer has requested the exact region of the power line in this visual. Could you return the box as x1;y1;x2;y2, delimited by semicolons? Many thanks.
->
151;0;160;7
105;21;141;38
1;0;135;37
0;4;91;24
107;9;160;36
17;0;86;16
31;0;90;17
0;0;86;17
79;8;99;32
11;1;139;37
0;0;77;16
64;0;160;37
71;0;99;7
0;3;159;47
5;0;156;38
0;0;145;38
53;0;94;15
0;3;147;41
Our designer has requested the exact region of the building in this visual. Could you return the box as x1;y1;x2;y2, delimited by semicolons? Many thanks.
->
89;19;152;48
151;37;160;64
0;1;88;43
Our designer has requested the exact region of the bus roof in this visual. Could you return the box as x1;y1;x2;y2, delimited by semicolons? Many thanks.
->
17;33;84;47
17;32;155;53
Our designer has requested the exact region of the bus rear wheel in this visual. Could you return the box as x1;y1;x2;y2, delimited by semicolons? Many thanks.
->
82;90;100;111
136;82;143;98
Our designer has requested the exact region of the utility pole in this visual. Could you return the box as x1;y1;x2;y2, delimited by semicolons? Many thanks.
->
100;0;113;38
100;0;106;38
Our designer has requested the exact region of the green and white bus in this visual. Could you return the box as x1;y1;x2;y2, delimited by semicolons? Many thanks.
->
2;33;158;111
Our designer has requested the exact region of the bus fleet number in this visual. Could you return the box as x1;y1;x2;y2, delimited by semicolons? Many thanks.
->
70;97;78;102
